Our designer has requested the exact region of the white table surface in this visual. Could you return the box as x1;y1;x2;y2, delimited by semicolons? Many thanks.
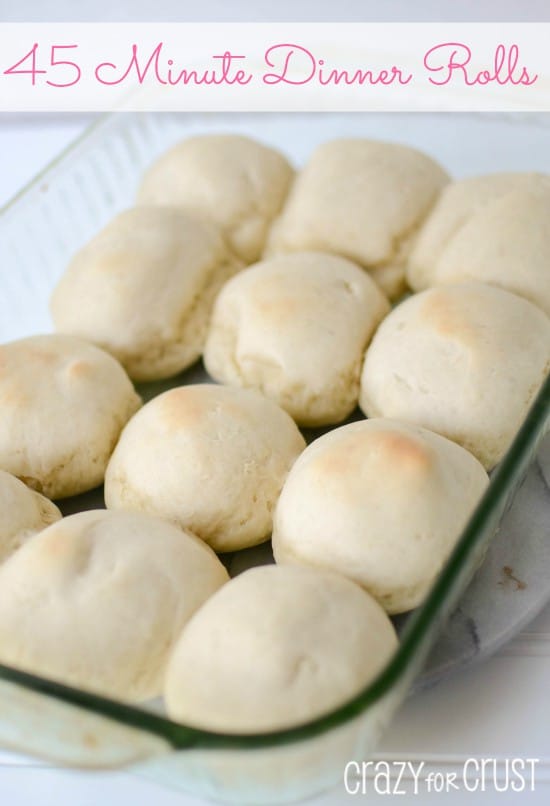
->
1;115;549;805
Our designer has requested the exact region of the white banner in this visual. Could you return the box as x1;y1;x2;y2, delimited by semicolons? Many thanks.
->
0;23;549;111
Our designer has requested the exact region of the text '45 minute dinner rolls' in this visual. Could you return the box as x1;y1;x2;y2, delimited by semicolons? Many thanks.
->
407;172;550;316
266;138;449;299
105;384;306;552
0;470;61;564
0;510;228;702
359;283;550;470
272;419;489;614
204;252;389;427
138;134;294;263
50;207;242;382
0;334;141;499
165;564;397;733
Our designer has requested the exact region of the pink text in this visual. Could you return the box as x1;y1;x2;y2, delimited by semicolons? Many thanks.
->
423;43;538;86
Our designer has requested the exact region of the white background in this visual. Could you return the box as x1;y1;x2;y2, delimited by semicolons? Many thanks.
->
1;23;549;112
2;0;550;22
1;2;550;804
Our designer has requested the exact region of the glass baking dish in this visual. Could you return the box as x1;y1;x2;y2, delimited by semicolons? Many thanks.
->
0;112;549;805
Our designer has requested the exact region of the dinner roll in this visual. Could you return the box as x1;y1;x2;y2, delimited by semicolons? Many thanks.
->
0;334;141;499
407;173;550;316
165;564;397;732
105;384;306;552
266;139;449;299
272;419;489;614
50;207;241;382
0;510;228;701
359;284;550;469
138;134;294;263
0;470;61;564
203;252;390;426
